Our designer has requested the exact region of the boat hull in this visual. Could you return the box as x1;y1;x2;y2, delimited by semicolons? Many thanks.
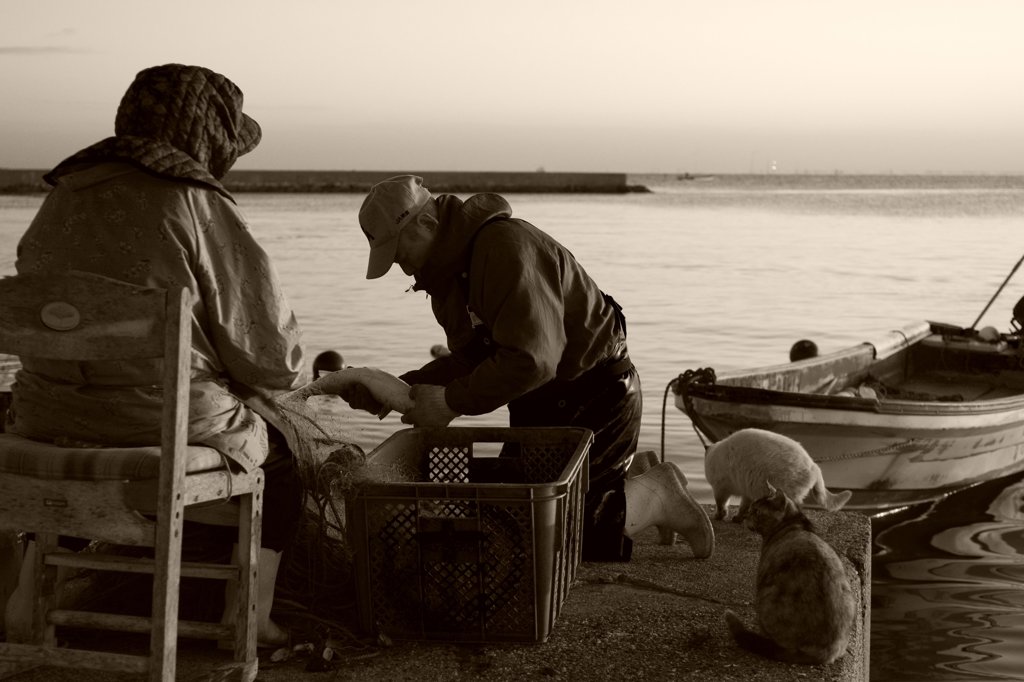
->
674;321;1024;510
682;394;1024;509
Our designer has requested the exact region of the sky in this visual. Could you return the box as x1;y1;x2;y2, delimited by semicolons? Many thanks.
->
3;0;1024;175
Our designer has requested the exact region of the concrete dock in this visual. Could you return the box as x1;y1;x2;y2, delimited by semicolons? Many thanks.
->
6;506;870;681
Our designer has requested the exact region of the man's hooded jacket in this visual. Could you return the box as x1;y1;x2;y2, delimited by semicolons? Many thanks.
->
402;193;626;416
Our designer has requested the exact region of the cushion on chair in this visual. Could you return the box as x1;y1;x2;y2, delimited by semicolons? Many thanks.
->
0;433;226;480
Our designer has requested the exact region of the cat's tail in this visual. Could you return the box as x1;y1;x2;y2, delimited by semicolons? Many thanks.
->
724;611;831;665
810;476;853;512
725;611;790;661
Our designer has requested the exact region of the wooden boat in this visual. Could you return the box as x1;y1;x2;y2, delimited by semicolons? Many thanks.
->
673;320;1024;510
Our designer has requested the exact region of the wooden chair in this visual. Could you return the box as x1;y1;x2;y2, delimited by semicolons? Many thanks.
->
0;271;263;681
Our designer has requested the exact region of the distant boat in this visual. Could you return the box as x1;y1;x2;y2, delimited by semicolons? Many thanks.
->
672;320;1024;510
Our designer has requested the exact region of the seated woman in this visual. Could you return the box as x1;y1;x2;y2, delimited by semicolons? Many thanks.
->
4;63;304;646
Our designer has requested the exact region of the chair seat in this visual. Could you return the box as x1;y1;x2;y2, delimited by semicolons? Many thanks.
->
0;433;226;481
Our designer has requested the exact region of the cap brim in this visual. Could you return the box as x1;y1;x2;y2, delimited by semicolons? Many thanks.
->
366;237;399;279
237;114;261;156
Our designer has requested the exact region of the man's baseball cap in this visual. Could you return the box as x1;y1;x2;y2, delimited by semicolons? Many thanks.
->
358;175;432;279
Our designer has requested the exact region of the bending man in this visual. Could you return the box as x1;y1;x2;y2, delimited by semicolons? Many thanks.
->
347;175;713;561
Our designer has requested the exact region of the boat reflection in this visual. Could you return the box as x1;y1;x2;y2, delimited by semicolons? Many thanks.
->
871;470;1024;680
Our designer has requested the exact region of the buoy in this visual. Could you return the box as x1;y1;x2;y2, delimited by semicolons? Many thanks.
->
978;326;1000;342
312;350;345;379
789;339;818;362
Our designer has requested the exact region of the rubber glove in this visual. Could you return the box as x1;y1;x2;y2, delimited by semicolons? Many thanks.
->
401;384;460;427
338;382;389;419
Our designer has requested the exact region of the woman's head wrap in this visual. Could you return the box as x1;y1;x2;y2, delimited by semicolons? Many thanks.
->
45;64;261;197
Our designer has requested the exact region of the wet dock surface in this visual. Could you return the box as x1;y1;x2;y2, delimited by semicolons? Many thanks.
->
7;506;870;681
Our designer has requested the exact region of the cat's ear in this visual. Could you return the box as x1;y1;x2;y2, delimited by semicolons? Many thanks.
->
765;480;777;497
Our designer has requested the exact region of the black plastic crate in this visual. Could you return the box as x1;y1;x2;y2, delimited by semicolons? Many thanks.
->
346;426;591;643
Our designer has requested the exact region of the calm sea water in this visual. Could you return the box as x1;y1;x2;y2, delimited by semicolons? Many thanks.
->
3;173;1024;679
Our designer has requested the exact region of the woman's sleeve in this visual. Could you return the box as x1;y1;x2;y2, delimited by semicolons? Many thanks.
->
190;191;305;396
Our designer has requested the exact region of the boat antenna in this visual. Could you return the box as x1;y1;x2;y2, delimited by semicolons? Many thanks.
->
969;253;1024;331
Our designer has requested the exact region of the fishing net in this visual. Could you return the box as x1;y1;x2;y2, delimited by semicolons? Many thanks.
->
266;394;379;654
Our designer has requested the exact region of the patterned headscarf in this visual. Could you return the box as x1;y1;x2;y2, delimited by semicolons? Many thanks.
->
45;64;261;198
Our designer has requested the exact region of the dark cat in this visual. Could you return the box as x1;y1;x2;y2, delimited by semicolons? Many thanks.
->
724;481;856;665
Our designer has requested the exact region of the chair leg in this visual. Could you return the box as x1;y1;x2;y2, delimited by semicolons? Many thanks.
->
234;490;259;672
150;503;186;682
217;485;261;681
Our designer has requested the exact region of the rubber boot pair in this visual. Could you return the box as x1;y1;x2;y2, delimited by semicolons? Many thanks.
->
625;452;715;558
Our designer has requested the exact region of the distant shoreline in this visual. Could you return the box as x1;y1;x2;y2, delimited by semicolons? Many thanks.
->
4;168;1023;196
0;168;649;195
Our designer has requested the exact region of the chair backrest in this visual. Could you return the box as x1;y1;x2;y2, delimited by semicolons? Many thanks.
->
0;271;177;361
0;270;193;495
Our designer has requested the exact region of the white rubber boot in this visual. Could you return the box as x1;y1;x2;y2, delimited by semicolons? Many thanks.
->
2;539;34;643
626;450;678;545
221;546;288;648
624;462;715;558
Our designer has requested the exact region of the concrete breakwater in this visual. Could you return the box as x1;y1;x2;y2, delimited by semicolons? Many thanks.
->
0;170;48;194
0;169;647;194
224;169;646;193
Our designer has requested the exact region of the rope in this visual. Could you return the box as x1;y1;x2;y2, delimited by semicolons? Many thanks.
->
674;368;718;450
659;367;718;464
659;378;674;464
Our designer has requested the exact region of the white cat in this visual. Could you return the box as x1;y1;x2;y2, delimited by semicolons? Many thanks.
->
704;428;852;521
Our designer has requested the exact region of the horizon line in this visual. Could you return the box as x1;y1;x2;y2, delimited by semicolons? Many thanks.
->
3;167;1024;177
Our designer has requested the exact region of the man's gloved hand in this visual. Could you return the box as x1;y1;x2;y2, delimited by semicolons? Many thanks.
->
401;384;460;427
338;382;389;419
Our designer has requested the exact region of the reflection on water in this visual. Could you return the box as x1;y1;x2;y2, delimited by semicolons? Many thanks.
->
871;471;1024;681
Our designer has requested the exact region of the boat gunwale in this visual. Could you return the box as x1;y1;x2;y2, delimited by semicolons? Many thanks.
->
675;320;1024;418
677;382;1024;417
